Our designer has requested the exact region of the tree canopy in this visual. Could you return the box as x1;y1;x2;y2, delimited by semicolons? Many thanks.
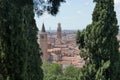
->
42;62;81;80
77;0;120;80
0;0;65;80
34;0;65;16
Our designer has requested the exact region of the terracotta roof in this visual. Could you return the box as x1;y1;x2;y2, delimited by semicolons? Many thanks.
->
62;56;74;61
58;61;72;65
47;48;61;52
54;45;67;48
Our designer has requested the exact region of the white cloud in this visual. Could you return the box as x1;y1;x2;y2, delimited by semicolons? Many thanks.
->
114;0;120;4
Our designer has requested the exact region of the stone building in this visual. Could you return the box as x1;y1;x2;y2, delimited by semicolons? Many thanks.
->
57;23;62;43
48;48;62;62
38;23;63;62
39;23;49;61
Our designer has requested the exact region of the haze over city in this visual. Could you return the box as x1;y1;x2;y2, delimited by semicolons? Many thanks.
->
35;0;120;30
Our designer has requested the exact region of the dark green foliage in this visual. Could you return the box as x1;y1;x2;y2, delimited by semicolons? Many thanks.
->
48;0;65;15
76;30;88;60
0;0;64;80
22;5;43;80
76;30;80;44
0;1;29;80
34;0;65;16
0;0;43;80
76;30;86;49
77;0;120;80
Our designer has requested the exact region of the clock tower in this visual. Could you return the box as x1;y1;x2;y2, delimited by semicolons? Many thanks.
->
40;23;48;61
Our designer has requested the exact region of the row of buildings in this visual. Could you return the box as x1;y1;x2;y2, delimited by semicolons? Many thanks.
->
37;23;85;68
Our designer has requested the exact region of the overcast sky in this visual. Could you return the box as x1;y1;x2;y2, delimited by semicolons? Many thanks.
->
35;0;120;31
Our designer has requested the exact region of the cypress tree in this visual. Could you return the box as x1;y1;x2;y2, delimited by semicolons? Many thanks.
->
76;30;80;44
0;0;65;80
78;0;120;79
0;1;9;80
0;0;28;80
21;5;43;80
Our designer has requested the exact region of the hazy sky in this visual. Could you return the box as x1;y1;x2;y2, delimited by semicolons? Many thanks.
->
35;0;120;31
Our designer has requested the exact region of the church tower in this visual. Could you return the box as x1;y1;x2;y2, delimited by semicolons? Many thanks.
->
57;23;62;42
40;23;48;61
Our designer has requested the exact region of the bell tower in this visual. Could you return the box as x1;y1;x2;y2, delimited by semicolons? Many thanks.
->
57;23;62;43
40;23;48;61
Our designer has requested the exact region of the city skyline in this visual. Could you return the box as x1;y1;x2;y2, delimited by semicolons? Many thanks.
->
35;0;120;30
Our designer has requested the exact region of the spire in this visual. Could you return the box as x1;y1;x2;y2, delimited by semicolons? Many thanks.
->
41;23;46;32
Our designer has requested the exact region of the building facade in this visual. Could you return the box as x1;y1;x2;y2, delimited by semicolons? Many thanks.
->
39;23;49;61
57;23;62;43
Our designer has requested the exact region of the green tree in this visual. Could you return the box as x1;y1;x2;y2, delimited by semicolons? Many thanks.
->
0;1;29;80
0;0;65;80
64;65;80;80
42;62;63;80
76;30;80;44
21;5;43;80
76;30;86;49
42;62;82;80
78;0;120;80
34;0;65;16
